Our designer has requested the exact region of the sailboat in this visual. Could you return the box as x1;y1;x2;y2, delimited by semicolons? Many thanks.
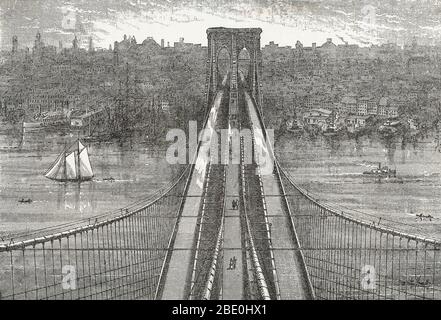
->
44;140;94;182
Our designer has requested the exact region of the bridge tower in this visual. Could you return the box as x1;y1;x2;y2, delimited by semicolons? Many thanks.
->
205;28;263;115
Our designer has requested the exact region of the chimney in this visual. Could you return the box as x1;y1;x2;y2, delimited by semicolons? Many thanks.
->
88;36;94;52
312;43;316;50
113;41;119;65
161;39;165;48
72;35;78;49
12;36;18;53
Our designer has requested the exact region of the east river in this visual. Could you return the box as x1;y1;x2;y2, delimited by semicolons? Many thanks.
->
0;128;180;237
277;134;441;240
1;127;441;241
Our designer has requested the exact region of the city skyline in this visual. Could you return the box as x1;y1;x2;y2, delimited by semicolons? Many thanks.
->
1;0;441;50
2;27;434;54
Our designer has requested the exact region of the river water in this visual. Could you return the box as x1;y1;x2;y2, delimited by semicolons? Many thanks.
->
0;128;179;237
2;128;441;241
277;134;441;240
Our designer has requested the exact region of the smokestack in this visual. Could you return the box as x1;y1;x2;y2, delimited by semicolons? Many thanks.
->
88;36;94;52
161;39;164;48
12;36;18;53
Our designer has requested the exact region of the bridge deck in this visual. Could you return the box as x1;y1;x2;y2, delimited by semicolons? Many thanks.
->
222;164;244;299
161;90;225;300
261;175;311;299
161;85;311;300
244;91;312;300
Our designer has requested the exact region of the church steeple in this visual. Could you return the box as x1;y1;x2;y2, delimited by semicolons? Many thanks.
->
33;31;43;53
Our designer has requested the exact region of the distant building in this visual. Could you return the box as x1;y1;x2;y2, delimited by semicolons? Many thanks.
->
378;97;389;117
341;96;357;114
160;100;170;113
33;32;43;53
305;96;315;109
70;107;108;134
318;38;338;58
357;98;368;116
173;37;202;51
366;99;378;115
407;56;432;78
345;115;369;131
25;89;70;115
303;108;332;130
388;104;399;118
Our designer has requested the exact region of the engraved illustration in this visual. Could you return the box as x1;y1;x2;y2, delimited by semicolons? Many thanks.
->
0;0;440;300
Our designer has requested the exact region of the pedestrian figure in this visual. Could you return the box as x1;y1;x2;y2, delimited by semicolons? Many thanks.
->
227;256;237;270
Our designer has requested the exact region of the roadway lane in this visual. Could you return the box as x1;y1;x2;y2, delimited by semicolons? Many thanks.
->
244;90;312;300
161;90;225;299
221;161;244;299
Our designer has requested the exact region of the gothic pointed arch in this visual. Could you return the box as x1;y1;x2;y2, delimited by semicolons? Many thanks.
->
205;28;262;110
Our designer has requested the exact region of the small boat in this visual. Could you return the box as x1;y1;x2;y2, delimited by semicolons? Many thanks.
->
103;177;115;182
18;198;32;204
44;140;94;182
363;162;397;178
415;213;434;221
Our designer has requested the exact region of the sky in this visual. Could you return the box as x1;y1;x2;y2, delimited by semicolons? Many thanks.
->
1;0;441;50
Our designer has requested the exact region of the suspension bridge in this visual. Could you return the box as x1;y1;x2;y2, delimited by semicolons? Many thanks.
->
1;28;441;300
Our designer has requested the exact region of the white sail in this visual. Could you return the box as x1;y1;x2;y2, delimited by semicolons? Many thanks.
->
65;151;77;180
45;140;93;182
78;140;86;153
79;148;93;178
44;153;65;180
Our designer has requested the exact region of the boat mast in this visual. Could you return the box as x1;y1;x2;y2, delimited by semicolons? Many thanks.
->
63;138;67;180
77;139;81;181
63;151;67;180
